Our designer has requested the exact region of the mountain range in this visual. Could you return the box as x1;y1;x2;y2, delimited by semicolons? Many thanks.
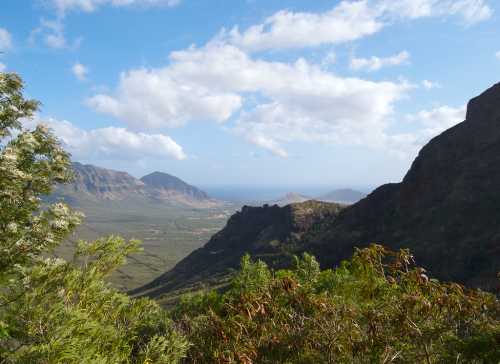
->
55;162;218;208
133;81;500;300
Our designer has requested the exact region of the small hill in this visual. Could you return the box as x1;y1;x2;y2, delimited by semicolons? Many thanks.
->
318;188;366;204
269;192;311;206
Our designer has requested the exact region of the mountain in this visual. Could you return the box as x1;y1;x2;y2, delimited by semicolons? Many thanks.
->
319;188;366;204
131;201;344;297
56;162;146;201
141;172;209;202
135;81;500;298
55;163;217;208
269;192;312;206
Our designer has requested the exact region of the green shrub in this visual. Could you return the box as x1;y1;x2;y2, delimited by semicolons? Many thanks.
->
175;245;500;363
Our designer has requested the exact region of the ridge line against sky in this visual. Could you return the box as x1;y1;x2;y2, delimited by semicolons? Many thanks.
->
0;0;499;187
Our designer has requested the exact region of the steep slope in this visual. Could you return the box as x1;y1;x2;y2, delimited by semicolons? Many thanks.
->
319;188;366;204
56;162;146;201
141;172;210;204
137;82;500;297
300;82;500;290
132;201;344;296
55;164;216;207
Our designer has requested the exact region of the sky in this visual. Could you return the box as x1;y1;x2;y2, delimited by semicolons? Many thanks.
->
1;0;500;191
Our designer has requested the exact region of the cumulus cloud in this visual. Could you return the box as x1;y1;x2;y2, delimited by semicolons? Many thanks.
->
0;28;12;51
51;0;181;14
24;116;186;161
223;1;383;52
220;0;492;52
89;42;409;156
86;0;488;157
350;51;410;72
72;62;88;81
0;63;5;72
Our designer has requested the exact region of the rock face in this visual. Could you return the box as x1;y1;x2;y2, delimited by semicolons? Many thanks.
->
301;82;500;290
61;162;146;200
132;201;344;296
137;82;500;297
56;163;215;207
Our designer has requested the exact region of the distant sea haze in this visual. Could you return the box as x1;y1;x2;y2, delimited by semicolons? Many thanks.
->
201;186;372;203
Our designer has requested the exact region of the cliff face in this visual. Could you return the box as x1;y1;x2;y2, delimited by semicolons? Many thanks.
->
64;162;145;200
302;82;500;289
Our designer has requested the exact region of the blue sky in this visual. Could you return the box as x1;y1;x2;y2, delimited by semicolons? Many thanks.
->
1;0;500;190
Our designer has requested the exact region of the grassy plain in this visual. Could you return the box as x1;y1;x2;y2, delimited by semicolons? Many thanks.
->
55;197;239;290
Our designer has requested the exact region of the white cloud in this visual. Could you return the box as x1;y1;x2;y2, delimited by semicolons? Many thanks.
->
89;42;409;156
72;62;88;81
223;1;383;52
422;80;442;89
350;51;410;72
24;116;186;161
0;63;5;72
52;0;181;14
86;0;488;158
496;51;500;60
0;28;12;51
219;0;492;52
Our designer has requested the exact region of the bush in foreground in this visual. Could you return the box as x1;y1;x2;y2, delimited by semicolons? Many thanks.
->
0;72;188;363
174;245;500;363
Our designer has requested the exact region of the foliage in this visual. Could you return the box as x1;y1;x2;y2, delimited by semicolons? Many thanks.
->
0;72;188;363
174;245;500;363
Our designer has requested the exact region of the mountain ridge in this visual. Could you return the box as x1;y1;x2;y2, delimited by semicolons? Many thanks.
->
55;162;217;208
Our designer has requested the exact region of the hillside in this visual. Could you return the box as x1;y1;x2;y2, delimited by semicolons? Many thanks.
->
136;81;500;298
56;162;146;201
54;163;217;208
132;200;344;297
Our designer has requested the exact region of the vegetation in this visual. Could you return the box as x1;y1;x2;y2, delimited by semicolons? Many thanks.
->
1;72;499;363
174;246;500;363
0;72;188;363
